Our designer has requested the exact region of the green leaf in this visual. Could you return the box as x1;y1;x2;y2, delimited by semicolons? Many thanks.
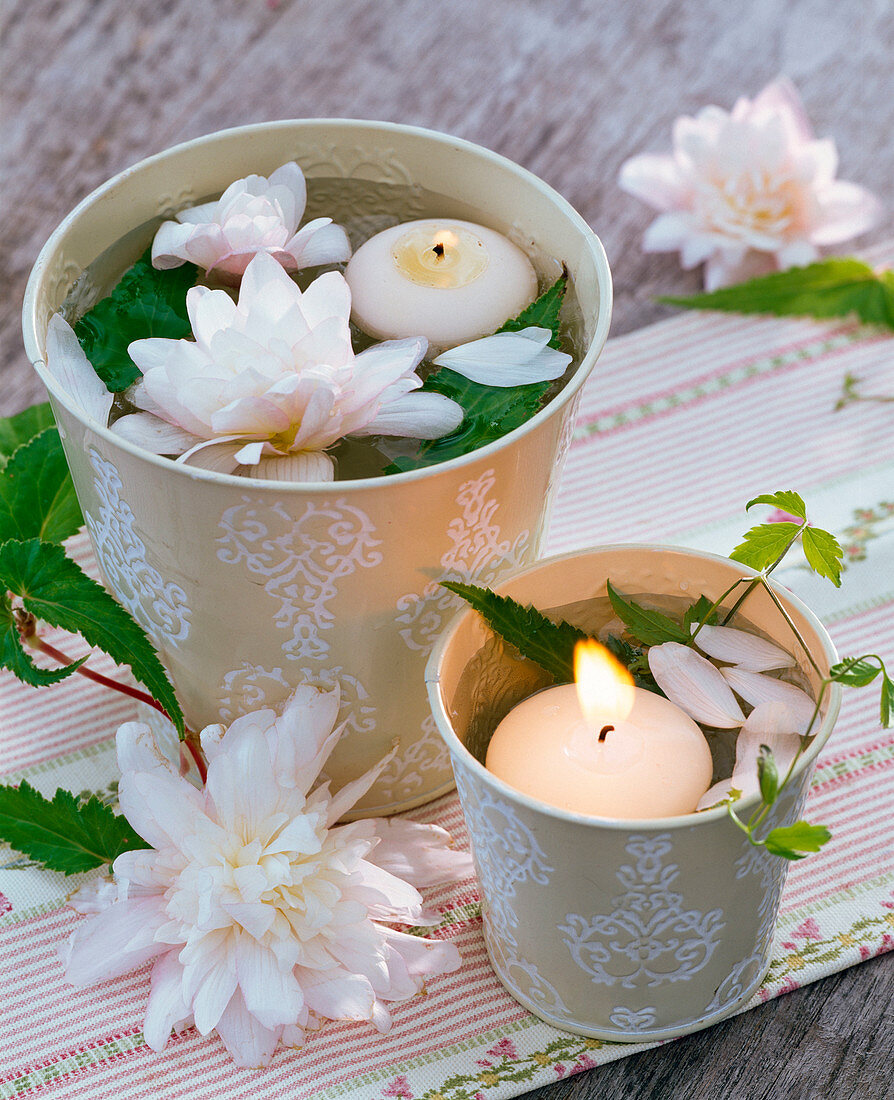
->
881;674;893;728
0;592;86;686
602;634;664;694
0;538;184;734
729;522;801;572
497;275;567;348
0;403;56;467
801;526;844;587
605;580;690;647
829;658;881;686
441;580;586;682
386;369;551;473
73;248;198;392
0;779;148;875
763;821;831;860
0;427;82;544
659;259;894;330
683;594;719;632
744;491;807;520
756;745;779;805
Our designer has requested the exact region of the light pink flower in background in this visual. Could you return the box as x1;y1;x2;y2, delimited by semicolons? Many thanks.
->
619;78;882;289
151;161;352;281
63;684;472;1068
113;252;464;480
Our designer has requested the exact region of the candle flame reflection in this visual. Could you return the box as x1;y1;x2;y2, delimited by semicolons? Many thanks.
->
574;639;636;726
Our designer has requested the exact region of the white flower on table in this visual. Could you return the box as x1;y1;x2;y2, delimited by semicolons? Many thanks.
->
619;78;881;289
151;161;352;282
62;683;473;1068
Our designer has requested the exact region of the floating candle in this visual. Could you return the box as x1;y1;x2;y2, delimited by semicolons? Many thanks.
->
485;641;713;818
345;218;538;351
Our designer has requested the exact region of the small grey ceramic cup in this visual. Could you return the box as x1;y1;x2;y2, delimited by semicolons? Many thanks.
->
426;545;841;1039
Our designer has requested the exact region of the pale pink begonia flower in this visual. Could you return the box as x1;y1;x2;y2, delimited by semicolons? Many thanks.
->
152;161;352;282
63;683;473;1068
113;252;465;479
619;78;882;289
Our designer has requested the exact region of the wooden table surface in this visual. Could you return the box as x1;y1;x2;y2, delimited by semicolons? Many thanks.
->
1;2;891;1097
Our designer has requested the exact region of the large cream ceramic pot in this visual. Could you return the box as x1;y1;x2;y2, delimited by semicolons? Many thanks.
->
426;546;841;1039
22;120;612;814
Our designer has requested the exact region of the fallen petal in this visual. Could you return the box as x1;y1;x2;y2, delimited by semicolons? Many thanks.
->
648;642;745;728
244;452;335;482
432;327;571;387
45;314;113;425
734;700;803;778
720;668;818;732
690;623;796;671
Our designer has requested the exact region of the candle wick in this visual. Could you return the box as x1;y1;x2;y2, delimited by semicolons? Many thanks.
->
432;242;445;258
598;725;614;743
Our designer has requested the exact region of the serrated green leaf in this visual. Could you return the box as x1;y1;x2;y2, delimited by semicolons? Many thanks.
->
729;522;801;572
0;779;148;874
497;275;567;348
74;248;198;392
0;403;56;467
801;525;844;587
829;658;881;686
602;634;664;694
0;427;82;544
763;821;831;859
441;580;586;682
745;491;807;520
605;580;690;647
683;594;719;631
756;745;779;805
0;592;86;686
0;538;184;733
659;259;894;330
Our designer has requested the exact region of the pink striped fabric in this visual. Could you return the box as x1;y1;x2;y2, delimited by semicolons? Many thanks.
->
2;244;893;1098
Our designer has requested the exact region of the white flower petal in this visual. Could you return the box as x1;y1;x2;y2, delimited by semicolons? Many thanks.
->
109;412;203;455
143;951;191;1052
64;896;168;986
618;153;689;211
733;700;803;778
44;314;113;424
325;745;399;826
366;820;475;887
215;989;281;1068
67;874;118;915
690;623;796;671
116;720;180;779
648;642;746;728
720;668;818;732
355;392;464;440
432;327;570;387
245;451;335;482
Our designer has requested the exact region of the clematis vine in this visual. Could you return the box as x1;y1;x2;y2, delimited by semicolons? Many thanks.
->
619;78;881;289
151;161;352;282
63;683;473;1068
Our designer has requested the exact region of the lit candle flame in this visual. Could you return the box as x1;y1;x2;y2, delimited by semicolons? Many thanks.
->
574;639;636;729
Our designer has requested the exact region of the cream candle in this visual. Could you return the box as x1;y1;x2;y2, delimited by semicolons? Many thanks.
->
485;641;713;818
345;218;538;351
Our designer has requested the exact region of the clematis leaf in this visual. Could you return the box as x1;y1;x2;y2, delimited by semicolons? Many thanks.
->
0;779;148;875
0;403;56;467
829;657;881;686
763;821;831;860
745;491;807;520
683;594;719;632
800;525;844;587
606;580;690;646
440;580;586;683
0;427;82;545
881;674;893;728
74;248;198;391
0;538;184;734
497;275;567;348
659;259;894;330
730;521;801;572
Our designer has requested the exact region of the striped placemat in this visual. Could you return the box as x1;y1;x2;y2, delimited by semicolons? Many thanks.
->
2;245;893;1099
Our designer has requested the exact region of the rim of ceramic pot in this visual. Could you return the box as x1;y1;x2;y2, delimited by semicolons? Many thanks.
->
426;542;842;831
22;118;613;493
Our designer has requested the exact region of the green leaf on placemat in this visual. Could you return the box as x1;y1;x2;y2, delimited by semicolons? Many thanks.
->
606;580;690;646
497;274;567;348
441;580;586;683
0;780;148;874
659;258;894;329
0;538;184;734
0;402;56;467
74;247;198;392
763;821;832;860
0;427;82;544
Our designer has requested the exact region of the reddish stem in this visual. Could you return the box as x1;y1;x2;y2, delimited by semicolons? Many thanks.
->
31;636;170;718
182;736;209;783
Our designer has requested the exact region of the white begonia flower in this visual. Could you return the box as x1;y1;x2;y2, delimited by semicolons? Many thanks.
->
151;161;352;282
63;683;473;1069
690;623;796;672
697;701;802;810
115;252;464;478
432;327;571;386
648;641;746;728
619;78;882;289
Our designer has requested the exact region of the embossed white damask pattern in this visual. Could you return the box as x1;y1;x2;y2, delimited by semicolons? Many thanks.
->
84;450;191;647
559;834;726;990
395;469;532;654
608;1006;658;1033
375;715;451;804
